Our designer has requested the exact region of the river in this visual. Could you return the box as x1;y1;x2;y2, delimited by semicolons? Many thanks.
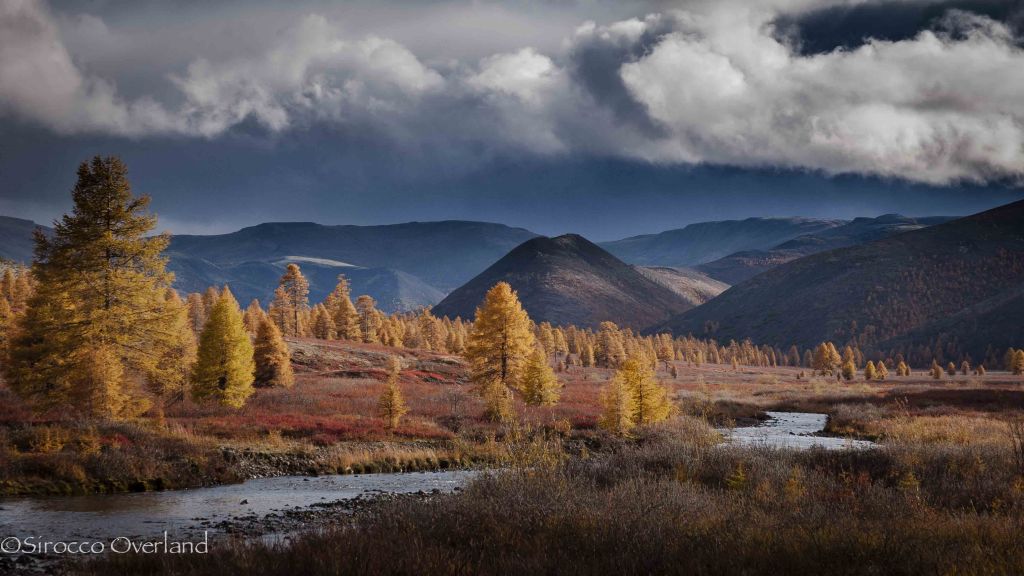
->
720;411;876;450
0;470;475;548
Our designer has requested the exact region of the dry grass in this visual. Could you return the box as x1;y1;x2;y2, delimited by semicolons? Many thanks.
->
76;417;1024;576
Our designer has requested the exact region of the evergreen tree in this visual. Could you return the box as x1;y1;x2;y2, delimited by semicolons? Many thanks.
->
191;287;255;408
930;360;943;379
464;282;535;422
377;357;409;430
253;316;294;388
946;362;957;376
521;346;561;406
1014;350;1024;376
3;157;192;419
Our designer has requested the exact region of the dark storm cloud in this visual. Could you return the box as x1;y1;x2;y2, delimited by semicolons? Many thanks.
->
0;0;1022;234
777;0;1024;54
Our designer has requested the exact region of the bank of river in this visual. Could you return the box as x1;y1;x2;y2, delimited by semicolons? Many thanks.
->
0;470;477;574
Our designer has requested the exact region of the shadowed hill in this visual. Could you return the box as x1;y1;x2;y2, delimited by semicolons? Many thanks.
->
432;234;696;329
660;200;1024;361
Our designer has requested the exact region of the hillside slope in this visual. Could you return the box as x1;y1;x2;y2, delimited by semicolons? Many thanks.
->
432;234;695;328
660;201;1024;360
600;217;844;267
634;266;729;307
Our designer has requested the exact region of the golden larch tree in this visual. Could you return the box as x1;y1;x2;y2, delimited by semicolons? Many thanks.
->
191;287;255;408
617;356;674;426
272;264;310;337
253;315;294;388
356;295;383;343
377;356;409;430
520;346;561;406
464;282;536;422
3;156;193;419
599;372;636;437
325;274;361;340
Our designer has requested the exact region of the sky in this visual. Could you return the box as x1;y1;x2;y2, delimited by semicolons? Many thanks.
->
1;0;1022;240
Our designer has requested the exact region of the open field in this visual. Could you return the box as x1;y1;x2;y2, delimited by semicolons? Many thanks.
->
3;336;1022;498
3;338;1024;574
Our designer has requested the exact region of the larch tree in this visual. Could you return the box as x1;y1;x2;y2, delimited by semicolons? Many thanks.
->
356;295;383;344
273;264;310;337
876;361;888;380
598;372;636;437
841;358;856;381
253;315;294;388
325;275;361;341
377;357;409;430
0;297;12;357
897;360;910;376
864;360;877;381
596;322;627;368
617;356;674;426
464;282;536;422
1013;350;1024;376
191;287;255;408
242;299;265;335
520;346;561;406
311;303;336;340
3;156;193;419
152;289;198;406
186;292;207;333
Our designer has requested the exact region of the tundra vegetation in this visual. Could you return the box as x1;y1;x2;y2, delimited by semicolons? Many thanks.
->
0;159;1023;574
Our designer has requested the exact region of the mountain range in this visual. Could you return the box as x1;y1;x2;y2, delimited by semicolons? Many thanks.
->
5;203;1019;360
695;214;954;284
599;217;845;267
660;200;1024;362
431;234;699;329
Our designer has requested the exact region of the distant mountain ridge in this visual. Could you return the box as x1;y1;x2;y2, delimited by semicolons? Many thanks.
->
0;217;537;312
0;216;50;263
696;214;954;284
660;200;1024;362
432;234;696;329
164;221;538;311
600;217;845;267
